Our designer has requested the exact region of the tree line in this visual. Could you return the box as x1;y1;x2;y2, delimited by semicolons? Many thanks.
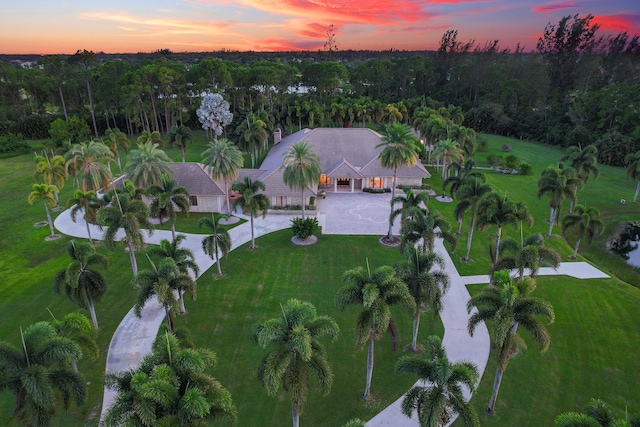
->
1;14;638;165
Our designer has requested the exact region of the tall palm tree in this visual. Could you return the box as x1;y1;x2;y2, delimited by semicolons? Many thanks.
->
28;183;59;239
390;186;430;228
199;214;232;276
467;270;555;415
168;124;193;162
561;144;600;184
146;173;189;240
146;235;199;314
0;322;86;426
104;332;236;427
34;152;67;204
126;141;173;188
537;165;579;237
396;335;479;427
104;128;130;174
232;177;270;250
433;139;464;179
377;123;419;240
97;189;154;276
335;262;415;399
455;176;492;261
253;299;339;427
400;208;457;253
558;164;583;213
64;139;114;191
202;138;244;216
494;232;562;280
282;141;321;220
236;114;267;167
555;398;640;427
136;129;164;147
47;310;99;373
625;150;640;203
53;240;108;330
134;258;195;331
477;192;533;267
67;189;100;244
394;248;450;352
442;159;484;199
561;204;604;259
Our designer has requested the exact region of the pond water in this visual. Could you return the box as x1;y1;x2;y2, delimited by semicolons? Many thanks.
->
608;221;640;268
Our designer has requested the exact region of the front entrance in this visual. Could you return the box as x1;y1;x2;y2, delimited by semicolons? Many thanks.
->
336;177;351;192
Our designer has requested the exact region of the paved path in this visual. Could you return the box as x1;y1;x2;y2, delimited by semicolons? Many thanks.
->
54;193;610;427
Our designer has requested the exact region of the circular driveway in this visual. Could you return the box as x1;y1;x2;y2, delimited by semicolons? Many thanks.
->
316;192;401;235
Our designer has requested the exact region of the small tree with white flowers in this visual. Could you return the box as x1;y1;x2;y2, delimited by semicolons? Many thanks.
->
196;93;233;141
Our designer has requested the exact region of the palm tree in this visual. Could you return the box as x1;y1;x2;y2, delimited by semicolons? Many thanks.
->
467;270;555;415
442;159;484;199
477;192;533;267
104;128;130;174
254;299;339;427
146;235;199;314
494;232;562;280
64;139;114;191
202;138;244;216
0;322;86;426
53;240;108;330
282;141;321;220
396;335;479;427
28;183;59;239
236;114;267;167
561;144;600;184
394;248;450;352
232;177;270;250
400;208;457;253
126;141;173;188
67;189;100;244
168;124;193;162
136;129;164;147
199;214;232;276
146;173;189;240
104;332;236;427
537;165;579;237
134;258;195;331
97;189;154;276
377;123;419;240
561;204;604;259
433;139;465;179
34;152;67;204
625;150;640;202
390;186;430;228
455;176;492;261
335;262;415;398
47;310;99;373
555;398;640;427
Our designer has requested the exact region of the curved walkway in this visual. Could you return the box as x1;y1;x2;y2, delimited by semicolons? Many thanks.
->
54;197;609;427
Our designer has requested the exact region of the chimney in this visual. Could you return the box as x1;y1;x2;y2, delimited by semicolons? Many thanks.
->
274;128;282;145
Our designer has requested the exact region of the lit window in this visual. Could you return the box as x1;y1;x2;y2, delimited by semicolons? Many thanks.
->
320;175;331;185
370;177;383;188
189;196;198;206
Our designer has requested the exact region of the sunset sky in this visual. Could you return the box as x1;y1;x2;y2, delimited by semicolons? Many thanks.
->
1;0;638;54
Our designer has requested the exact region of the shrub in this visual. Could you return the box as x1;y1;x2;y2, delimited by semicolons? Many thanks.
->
291;217;320;239
363;187;391;193
502;144;511;152
0;133;29;154
519;162;533;175
477;138;488;152
504;154;520;172
486;154;503;167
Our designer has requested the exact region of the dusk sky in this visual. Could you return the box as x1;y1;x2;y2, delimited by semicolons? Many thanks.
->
1;0;638;54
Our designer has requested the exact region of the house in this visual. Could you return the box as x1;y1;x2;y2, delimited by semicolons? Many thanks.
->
172;127;431;213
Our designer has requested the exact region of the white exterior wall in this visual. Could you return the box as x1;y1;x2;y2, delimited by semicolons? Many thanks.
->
396;177;423;187
187;195;224;213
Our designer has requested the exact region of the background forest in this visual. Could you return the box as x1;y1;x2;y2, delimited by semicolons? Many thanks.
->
0;14;638;165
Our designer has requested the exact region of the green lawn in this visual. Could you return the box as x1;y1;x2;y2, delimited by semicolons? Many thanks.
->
2;131;640;425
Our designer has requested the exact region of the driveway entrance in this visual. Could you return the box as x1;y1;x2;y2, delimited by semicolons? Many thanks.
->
316;192;401;235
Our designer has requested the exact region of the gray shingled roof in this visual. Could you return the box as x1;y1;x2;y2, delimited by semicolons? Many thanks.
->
325;158;363;178
170;163;225;196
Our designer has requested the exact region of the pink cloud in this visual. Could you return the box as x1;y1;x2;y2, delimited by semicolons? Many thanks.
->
593;14;640;33
533;3;578;13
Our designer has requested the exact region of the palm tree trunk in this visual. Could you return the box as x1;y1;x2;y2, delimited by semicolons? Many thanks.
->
59;85;68;121
70;357;79;373
179;289;186;314
387;169;398;239
364;335;374;398
85;219;93;245
44;202;55;237
464;214;475;260
456;217;463;235
250;215;256;249
301;188;305;220
171;221;177;241
572;238;581;259
493;226;502;267
87;80;99;138
634;181;640;203
292;403;300;427
86;289;99;330
442;160;447;179
181;146;186;163
225;179;232;216
215;249;222;276
411;312;420;352
116;151;123;175
127;239;138;276
547;207;555;237
165;305;174;332
486;367;504;415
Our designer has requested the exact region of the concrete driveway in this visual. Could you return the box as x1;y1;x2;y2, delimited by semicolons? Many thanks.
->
316;191;401;235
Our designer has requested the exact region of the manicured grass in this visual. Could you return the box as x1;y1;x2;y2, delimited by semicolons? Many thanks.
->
457;276;640;426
